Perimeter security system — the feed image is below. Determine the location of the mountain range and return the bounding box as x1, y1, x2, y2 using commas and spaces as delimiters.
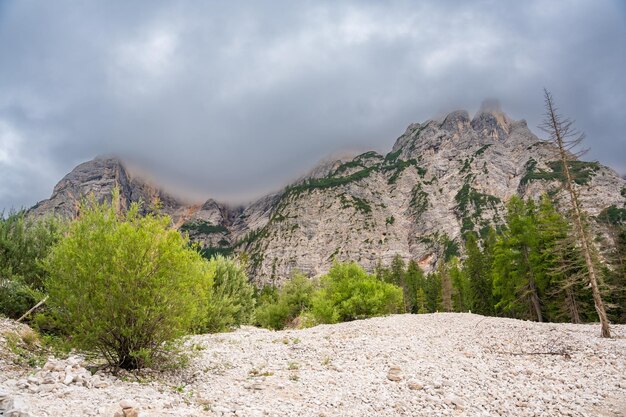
29, 105, 626, 285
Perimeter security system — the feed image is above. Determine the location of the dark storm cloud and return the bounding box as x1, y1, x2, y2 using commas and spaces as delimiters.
1, 0, 625, 210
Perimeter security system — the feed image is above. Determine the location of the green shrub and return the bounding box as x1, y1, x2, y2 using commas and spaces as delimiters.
202, 255, 255, 333
255, 273, 315, 330
0, 210, 61, 318
44, 191, 212, 370
0, 279, 38, 319
255, 302, 291, 330
311, 262, 403, 324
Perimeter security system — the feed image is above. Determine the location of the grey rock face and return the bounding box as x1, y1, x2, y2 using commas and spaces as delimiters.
235, 108, 625, 284
31, 108, 626, 285
29, 157, 188, 223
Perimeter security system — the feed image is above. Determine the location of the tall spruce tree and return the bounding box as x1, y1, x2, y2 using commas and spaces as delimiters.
439, 261, 453, 312
449, 257, 470, 312
465, 232, 493, 315
405, 260, 425, 313
424, 272, 442, 313
493, 197, 545, 321
535, 195, 587, 323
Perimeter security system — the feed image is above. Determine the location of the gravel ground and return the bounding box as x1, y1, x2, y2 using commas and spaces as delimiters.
1, 313, 625, 417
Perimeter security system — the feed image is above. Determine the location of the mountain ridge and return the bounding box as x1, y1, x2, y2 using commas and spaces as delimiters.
29, 106, 626, 283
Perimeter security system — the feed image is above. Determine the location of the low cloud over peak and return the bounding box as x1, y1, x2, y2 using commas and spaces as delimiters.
1, 1, 625, 210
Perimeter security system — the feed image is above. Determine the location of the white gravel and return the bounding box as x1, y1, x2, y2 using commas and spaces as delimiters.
1, 313, 625, 417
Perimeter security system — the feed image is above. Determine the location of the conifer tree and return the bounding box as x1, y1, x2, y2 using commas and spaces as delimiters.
389, 254, 406, 287
465, 232, 493, 315
492, 197, 544, 321
535, 195, 586, 323
405, 260, 425, 313
416, 288, 428, 314
448, 257, 470, 312
439, 261, 453, 312
540, 89, 611, 337
424, 272, 442, 313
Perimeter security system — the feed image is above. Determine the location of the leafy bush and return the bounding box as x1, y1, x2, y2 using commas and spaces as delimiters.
202, 255, 255, 333
311, 262, 403, 324
0, 210, 61, 318
255, 273, 315, 330
44, 192, 212, 370
0, 279, 38, 319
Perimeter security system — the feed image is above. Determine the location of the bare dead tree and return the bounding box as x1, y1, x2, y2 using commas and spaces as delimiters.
539, 89, 611, 337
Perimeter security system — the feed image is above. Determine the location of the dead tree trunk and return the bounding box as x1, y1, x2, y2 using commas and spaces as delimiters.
565, 284, 581, 324
540, 89, 611, 338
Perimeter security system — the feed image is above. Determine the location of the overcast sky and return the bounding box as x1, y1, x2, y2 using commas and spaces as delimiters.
1, 1, 625, 210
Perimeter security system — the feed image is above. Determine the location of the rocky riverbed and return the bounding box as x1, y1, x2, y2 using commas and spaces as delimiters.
1, 313, 625, 417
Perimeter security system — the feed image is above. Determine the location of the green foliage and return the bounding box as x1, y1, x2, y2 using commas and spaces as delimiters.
236, 228, 269, 247
491, 196, 585, 322
0, 280, 38, 319
460, 158, 473, 174
376, 257, 427, 314
448, 258, 470, 312
384, 150, 401, 162
385, 216, 395, 225
199, 246, 234, 259
493, 197, 542, 319
180, 222, 228, 235
521, 159, 600, 186
455, 183, 501, 222
385, 158, 423, 184
0, 210, 61, 318
465, 232, 494, 316
474, 144, 492, 156
202, 255, 255, 333
404, 260, 425, 313
283, 150, 424, 197
311, 262, 403, 323
255, 273, 315, 330
409, 184, 429, 216
44, 192, 212, 370
286, 166, 376, 196
3, 327, 47, 368
597, 206, 626, 226
415, 288, 428, 314
339, 194, 372, 214
442, 237, 460, 262
332, 151, 382, 176
424, 273, 442, 313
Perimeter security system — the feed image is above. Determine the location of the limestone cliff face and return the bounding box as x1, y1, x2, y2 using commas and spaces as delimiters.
234, 108, 625, 284
31, 109, 626, 285
29, 157, 189, 222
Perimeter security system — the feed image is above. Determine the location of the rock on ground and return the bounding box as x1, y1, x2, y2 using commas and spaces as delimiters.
1, 314, 625, 416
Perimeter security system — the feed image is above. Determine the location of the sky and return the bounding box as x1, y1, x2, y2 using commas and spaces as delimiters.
1, 0, 625, 210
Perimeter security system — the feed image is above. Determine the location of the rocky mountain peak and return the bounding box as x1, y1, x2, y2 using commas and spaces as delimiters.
470, 99, 512, 141
441, 110, 471, 133
29, 155, 187, 222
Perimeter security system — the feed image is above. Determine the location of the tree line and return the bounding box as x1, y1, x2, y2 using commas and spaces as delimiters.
372, 195, 625, 326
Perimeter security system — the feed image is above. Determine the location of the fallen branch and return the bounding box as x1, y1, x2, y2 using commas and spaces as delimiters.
17, 296, 48, 322
493, 349, 571, 359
